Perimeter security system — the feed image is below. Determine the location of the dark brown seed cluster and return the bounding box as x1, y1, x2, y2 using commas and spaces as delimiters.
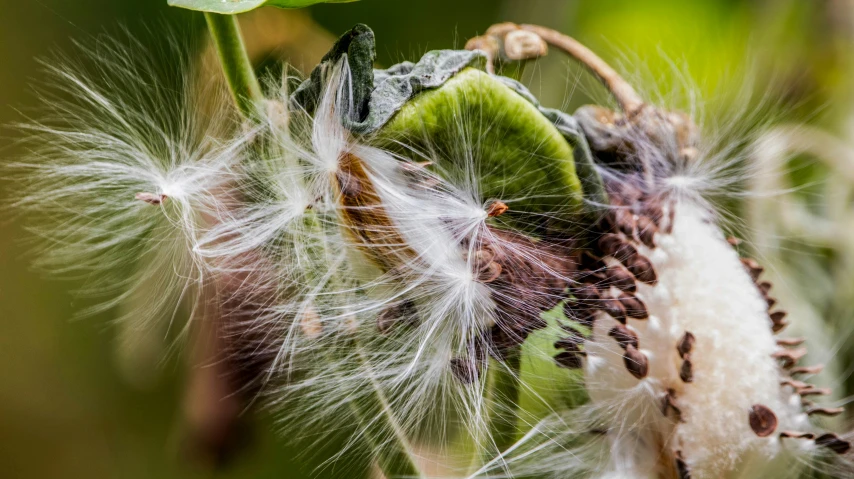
555, 177, 667, 379
739, 256, 788, 333
471, 227, 577, 359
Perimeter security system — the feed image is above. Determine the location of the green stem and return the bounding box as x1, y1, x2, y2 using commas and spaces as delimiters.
485, 350, 522, 458
204, 12, 264, 120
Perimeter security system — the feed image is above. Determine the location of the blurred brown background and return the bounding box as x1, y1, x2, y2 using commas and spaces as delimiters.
2, 1, 852, 478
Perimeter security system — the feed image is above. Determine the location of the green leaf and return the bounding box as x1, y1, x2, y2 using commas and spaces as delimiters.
168, 0, 356, 14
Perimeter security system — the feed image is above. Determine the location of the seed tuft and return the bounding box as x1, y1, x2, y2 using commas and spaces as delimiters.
486, 200, 509, 217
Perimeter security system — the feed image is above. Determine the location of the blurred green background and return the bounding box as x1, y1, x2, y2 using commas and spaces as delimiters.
2, 1, 852, 478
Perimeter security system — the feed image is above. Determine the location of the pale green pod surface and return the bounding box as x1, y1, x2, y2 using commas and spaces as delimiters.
374, 67, 585, 234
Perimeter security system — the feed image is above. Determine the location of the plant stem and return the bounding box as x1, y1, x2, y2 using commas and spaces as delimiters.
485, 350, 522, 457
204, 12, 264, 120
352, 348, 424, 479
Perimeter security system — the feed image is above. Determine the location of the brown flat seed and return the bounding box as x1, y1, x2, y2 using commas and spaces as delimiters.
613, 243, 641, 266
413, 176, 442, 189
449, 358, 480, 384
727, 237, 742, 246
680, 357, 694, 383
572, 284, 601, 303
486, 200, 509, 217
757, 281, 773, 295
772, 347, 808, 368
470, 248, 496, 269
780, 431, 816, 440
555, 336, 583, 350
771, 320, 789, 334
564, 303, 596, 327
598, 234, 625, 257
626, 255, 658, 284
623, 345, 649, 379
677, 332, 695, 358
615, 209, 637, 237
741, 257, 760, 267
597, 210, 618, 234
609, 324, 639, 350
770, 311, 789, 333
777, 337, 806, 347
135, 192, 166, 205
780, 379, 810, 391
618, 293, 649, 319
478, 262, 503, 283
740, 258, 764, 280
377, 300, 416, 334
298, 305, 323, 339
561, 324, 586, 338
399, 160, 433, 173
642, 198, 665, 225
798, 387, 831, 397
601, 298, 627, 323
580, 251, 607, 272
604, 263, 637, 292
790, 364, 824, 376
748, 404, 778, 437
636, 216, 658, 248
661, 389, 684, 421
675, 451, 690, 479
665, 206, 676, 234
807, 407, 845, 417
336, 170, 362, 198
555, 350, 584, 369
815, 433, 852, 454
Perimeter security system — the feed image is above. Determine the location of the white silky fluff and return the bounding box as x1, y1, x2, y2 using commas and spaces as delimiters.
10, 34, 248, 334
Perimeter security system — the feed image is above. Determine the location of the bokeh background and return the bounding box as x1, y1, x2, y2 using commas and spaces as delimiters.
2, 0, 853, 478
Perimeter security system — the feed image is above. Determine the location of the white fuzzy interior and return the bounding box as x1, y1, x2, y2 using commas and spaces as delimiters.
584, 200, 812, 478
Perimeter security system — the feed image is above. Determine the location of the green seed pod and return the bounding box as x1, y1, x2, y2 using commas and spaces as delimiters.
373, 67, 584, 234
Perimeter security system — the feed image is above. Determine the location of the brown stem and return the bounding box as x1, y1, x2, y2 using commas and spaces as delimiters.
519, 24, 645, 115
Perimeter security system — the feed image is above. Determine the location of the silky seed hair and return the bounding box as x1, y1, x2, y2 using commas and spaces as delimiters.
9, 32, 251, 336
196, 58, 497, 460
